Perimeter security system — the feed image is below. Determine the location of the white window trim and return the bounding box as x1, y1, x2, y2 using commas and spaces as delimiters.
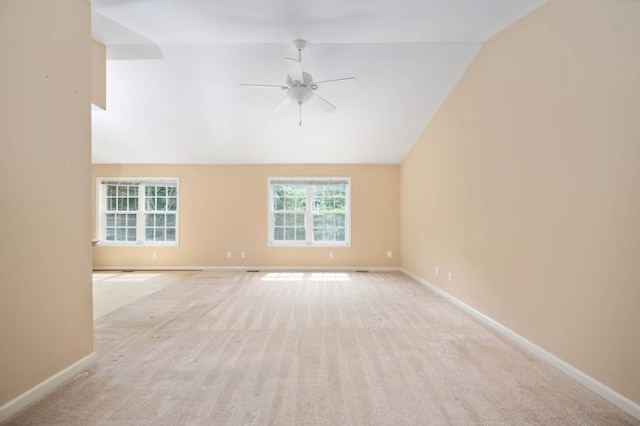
267, 177, 351, 248
95, 177, 180, 247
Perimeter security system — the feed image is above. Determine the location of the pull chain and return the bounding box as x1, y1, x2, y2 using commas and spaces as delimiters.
299, 102, 302, 126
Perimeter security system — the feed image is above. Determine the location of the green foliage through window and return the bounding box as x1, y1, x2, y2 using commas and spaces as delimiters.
270, 179, 349, 245
103, 181, 178, 244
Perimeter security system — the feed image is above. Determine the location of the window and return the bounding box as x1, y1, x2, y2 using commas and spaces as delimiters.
268, 178, 350, 247
97, 178, 178, 246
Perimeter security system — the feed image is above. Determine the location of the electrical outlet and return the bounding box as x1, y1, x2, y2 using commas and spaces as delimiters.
329, 252, 334, 259
152, 252, 158, 259
387, 251, 393, 258
435, 266, 439, 276
448, 272, 453, 283
226, 251, 232, 258
241, 252, 245, 258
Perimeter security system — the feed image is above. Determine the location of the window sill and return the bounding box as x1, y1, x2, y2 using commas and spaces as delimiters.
95, 242, 179, 248
268, 241, 351, 248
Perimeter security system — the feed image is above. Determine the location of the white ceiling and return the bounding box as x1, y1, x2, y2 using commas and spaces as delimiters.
91, 0, 547, 164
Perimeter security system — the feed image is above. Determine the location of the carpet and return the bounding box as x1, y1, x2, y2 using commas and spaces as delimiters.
5, 271, 638, 425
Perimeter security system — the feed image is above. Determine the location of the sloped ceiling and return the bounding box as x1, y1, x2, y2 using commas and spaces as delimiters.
91, 0, 547, 164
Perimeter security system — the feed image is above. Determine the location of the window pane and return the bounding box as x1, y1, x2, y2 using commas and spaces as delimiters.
167, 187, 177, 196
116, 214, 127, 226
166, 228, 176, 241
167, 214, 176, 226
155, 229, 165, 240
274, 197, 284, 211
293, 186, 306, 197
284, 197, 296, 211
126, 228, 136, 241
167, 197, 177, 211
334, 197, 345, 211
295, 196, 306, 210
284, 228, 295, 240
116, 228, 126, 241
324, 229, 336, 241
295, 214, 305, 226
274, 213, 284, 226
127, 214, 137, 227
295, 228, 306, 240
313, 214, 323, 227
118, 186, 127, 196
325, 199, 335, 210
274, 227, 284, 240
129, 186, 138, 196
334, 185, 346, 196
314, 229, 323, 241
106, 228, 115, 240
117, 198, 127, 211
107, 186, 117, 196
275, 185, 285, 197
157, 187, 166, 197
146, 198, 156, 211
129, 198, 138, 211
145, 228, 154, 240
145, 186, 155, 196
285, 214, 296, 226
336, 228, 345, 241
325, 214, 335, 227
336, 214, 345, 227
145, 214, 154, 226
156, 197, 166, 211
156, 214, 165, 226
107, 198, 116, 211
106, 214, 115, 226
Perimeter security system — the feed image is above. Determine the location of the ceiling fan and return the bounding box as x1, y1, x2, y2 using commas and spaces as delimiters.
240, 39, 357, 126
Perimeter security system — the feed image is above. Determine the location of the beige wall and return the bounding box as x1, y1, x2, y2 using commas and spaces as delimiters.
401, 0, 640, 404
91, 39, 106, 110
92, 164, 400, 268
0, 0, 93, 406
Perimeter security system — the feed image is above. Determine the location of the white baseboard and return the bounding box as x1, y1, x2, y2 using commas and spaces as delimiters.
93, 265, 203, 271
401, 269, 640, 421
0, 352, 97, 423
202, 265, 402, 272
93, 265, 402, 272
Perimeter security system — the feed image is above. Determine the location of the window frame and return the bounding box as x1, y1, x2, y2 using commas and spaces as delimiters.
96, 177, 180, 247
267, 177, 351, 248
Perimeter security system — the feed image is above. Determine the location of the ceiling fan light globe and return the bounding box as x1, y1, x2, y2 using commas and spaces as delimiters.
287, 86, 314, 104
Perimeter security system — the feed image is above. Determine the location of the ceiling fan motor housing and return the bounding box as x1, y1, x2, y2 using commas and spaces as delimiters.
287, 71, 314, 88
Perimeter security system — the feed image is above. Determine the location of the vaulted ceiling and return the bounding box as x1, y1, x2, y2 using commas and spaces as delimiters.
91, 0, 547, 164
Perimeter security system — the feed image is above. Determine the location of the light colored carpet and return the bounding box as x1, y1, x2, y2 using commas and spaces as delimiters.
5, 271, 638, 425
92, 270, 199, 319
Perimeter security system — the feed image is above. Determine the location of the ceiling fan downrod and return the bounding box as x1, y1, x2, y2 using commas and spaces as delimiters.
292, 39, 309, 64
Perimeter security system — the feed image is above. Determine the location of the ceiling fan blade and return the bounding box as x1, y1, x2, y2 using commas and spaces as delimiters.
309, 92, 336, 113
240, 84, 287, 89
273, 96, 293, 114
284, 58, 304, 83
314, 77, 357, 87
